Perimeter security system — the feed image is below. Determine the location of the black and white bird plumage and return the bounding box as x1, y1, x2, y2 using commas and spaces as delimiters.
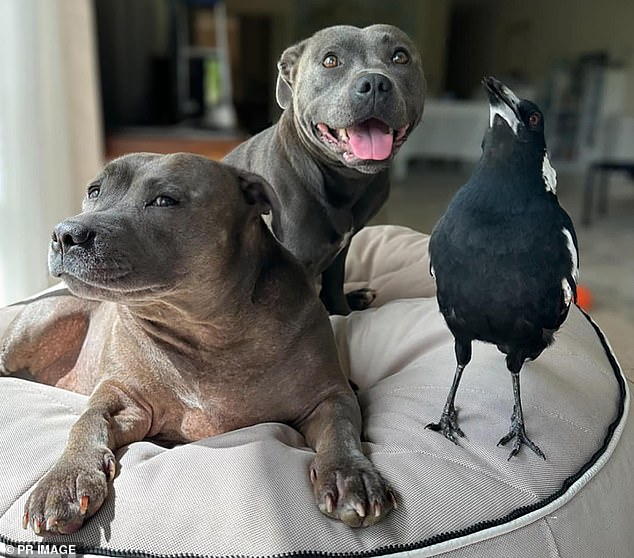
426, 76, 579, 460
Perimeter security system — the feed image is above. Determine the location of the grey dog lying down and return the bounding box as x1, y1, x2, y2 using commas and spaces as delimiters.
0, 153, 396, 535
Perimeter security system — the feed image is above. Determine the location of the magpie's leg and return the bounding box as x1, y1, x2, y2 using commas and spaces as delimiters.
497, 353, 546, 460
426, 338, 471, 444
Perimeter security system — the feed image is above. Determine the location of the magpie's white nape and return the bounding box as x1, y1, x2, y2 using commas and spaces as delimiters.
426, 76, 579, 460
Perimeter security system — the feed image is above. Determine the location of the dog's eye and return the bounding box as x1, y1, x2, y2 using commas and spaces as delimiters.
322, 54, 339, 68
392, 50, 409, 64
148, 195, 178, 208
87, 185, 100, 200
528, 111, 541, 127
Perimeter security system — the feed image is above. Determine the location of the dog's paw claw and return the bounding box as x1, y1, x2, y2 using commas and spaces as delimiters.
325, 493, 335, 515
105, 454, 117, 482
388, 490, 398, 509
79, 495, 89, 515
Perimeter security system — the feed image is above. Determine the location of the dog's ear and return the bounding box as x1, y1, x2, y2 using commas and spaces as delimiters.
236, 169, 281, 218
276, 40, 307, 110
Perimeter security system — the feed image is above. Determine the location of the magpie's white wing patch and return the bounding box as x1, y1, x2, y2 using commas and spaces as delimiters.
561, 277, 574, 308
562, 227, 579, 282
542, 153, 557, 194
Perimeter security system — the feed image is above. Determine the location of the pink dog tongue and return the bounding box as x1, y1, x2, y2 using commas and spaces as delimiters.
347, 119, 393, 160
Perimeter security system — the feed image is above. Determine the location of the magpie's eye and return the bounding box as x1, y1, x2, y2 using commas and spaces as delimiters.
528, 112, 541, 127
392, 49, 409, 64
87, 184, 100, 200
148, 195, 178, 208
322, 54, 339, 68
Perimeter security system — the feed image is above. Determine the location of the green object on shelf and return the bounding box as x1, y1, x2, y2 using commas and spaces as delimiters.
204, 58, 221, 105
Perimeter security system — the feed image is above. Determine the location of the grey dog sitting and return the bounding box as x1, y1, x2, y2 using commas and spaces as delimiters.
224, 24, 426, 314
0, 153, 395, 535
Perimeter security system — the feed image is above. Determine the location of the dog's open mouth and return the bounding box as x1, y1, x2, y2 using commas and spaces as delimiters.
316, 118, 410, 163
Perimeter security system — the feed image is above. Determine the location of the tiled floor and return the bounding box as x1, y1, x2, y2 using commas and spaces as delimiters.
375, 162, 634, 380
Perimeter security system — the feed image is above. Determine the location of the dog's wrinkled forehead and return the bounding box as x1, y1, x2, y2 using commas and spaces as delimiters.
309, 24, 415, 46
104, 152, 214, 181
100, 153, 157, 184
94, 153, 229, 198
303, 24, 419, 68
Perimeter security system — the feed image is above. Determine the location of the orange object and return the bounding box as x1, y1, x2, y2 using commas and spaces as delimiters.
576, 284, 593, 311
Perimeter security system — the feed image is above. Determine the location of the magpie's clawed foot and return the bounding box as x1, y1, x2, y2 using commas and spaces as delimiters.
497, 421, 546, 460
426, 407, 465, 444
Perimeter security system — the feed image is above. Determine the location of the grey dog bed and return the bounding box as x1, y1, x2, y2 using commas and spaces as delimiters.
0, 225, 631, 558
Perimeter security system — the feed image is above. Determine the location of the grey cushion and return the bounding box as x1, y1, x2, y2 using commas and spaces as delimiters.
0, 225, 631, 558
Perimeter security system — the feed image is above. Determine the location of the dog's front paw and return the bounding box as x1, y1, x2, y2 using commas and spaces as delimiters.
309, 452, 396, 527
23, 448, 116, 535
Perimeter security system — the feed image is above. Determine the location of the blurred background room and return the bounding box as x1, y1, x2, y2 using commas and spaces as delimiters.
0, 0, 632, 376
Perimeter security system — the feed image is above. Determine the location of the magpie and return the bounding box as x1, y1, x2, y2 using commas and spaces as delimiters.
426, 76, 579, 460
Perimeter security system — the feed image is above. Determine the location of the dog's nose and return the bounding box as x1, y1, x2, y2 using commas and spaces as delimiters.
354, 73, 393, 97
51, 221, 94, 254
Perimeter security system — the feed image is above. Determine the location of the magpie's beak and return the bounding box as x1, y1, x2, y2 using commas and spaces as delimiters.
482, 76, 522, 132
483, 77, 520, 115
